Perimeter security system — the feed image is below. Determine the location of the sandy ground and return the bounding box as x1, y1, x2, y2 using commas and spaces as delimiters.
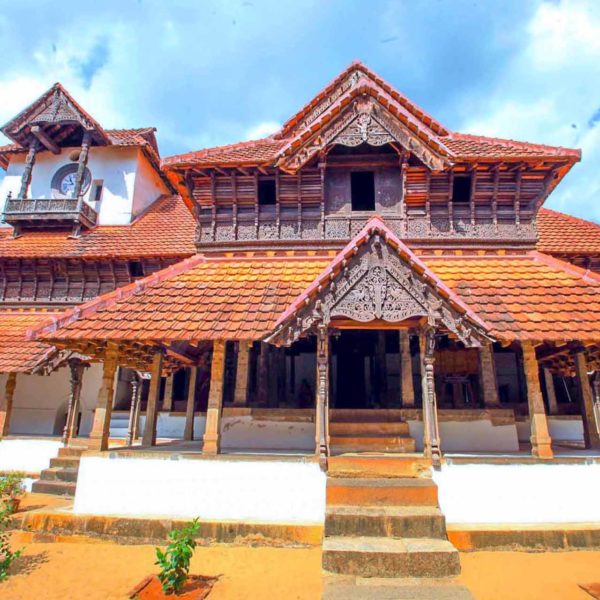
1, 536, 600, 599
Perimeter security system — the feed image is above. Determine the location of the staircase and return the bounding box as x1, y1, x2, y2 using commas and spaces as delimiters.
322, 455, 460, 578
329, 409, 416, 454
31, 446, 85, 497
109, 411, 130, 439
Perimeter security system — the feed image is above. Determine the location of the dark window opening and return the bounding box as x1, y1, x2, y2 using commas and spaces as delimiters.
351, 171, 375, 211
92, 181, 103, 203
452, 174, 472, 204
129, 260, 144, 278
258, 179, 276, 205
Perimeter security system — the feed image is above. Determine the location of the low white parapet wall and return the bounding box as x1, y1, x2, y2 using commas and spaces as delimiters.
434, 462, 600, 524
0, 438, 61, 474
74, 454, 326, 524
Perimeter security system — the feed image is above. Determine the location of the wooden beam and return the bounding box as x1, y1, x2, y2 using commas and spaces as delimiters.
30, 125, 60, 154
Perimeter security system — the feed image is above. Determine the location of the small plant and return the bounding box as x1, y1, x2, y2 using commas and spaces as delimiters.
155, 518, 201, 595
0, 473, 26, 514
0, 507, 21, 581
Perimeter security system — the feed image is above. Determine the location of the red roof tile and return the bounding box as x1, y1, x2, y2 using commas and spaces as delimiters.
537, 208, 600, 254
0, 195, 195, 259
0, 310, 62, 372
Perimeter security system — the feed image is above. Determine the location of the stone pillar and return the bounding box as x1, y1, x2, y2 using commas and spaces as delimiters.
89, 344, 119, 451
420, 328, 441, 467
183, 367, 198, 442
142, 350, 163, 447
543, 368, 559, 415
233, 341, 251, 405
162, 374, 174, 412
479, 343, 500, 407
574, 350, 600, 449
62, 359, 85, 445
521, 341, 553, 459
127, 374, 141, 446
0, 372, 17, 437
399, 331, 415, 407
203, 341, 226, 455
315, 325, 330, 469
17, 142, 39, 199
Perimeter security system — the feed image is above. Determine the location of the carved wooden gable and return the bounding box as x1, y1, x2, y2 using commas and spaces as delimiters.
267, 219, 490, 347
275, 77, 452, 174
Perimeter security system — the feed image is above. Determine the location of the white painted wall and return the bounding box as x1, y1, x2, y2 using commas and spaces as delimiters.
408, 418, 520, 453
2, 364, 103, 436
0, 146, 168, 226
74, 455, 326, 523
0, 438, 61, 473
516, 417, 584, 443
434, 463, 600, 524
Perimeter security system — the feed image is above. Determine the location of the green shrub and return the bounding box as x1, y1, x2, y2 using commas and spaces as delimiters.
0, 507, 21, 581
155, 518, 201, 594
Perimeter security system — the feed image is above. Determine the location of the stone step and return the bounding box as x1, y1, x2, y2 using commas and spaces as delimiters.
329, 422, 410, 436
328, 455, 431, 479
322, 536, 460, 578
31, 479, 77, 497
330, 436, 416, 454
39, 467, 79, 483
58, 446, 86, 458
325, 505, 446, 539
49, 456, 81, 469
330, 409, 407, 423
327, 478, 438, 507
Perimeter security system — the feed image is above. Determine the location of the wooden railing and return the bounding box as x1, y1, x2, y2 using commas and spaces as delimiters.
3, 197, 98, 228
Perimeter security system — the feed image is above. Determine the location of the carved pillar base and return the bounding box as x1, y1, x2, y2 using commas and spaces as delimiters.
574, 351, 600, 449
0, 372, 17, 438
203, 341, 226, 455
399, 331, 415, 407
142, 351, 163, 447
89, 345, 119, 451
522, 342, 553, 459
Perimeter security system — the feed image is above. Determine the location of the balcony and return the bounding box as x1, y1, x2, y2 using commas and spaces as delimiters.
3, 197, 98, 231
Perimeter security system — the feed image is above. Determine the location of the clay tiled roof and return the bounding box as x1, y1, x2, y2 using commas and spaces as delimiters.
425, 252, 600, 342
537, 208, 600, 255
32, 255, 330, 344
0, 310, 61, 372
0, 195, 196, 259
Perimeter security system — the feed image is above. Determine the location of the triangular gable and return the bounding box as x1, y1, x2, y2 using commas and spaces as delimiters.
1, 83, 110, 147
266, 217, 490, 347
275, 77, 453, 174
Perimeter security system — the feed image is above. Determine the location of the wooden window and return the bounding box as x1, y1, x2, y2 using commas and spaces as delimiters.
452, 174, 472, 204
351, 171, 375, 211
258, 179, 276, 205
128, 260, 144, 278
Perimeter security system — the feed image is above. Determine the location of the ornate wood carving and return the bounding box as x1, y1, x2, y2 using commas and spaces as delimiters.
270, 233, 487, 347
315, 324, 330, 469
421, 327, 441, 468
127, 372, 141, 446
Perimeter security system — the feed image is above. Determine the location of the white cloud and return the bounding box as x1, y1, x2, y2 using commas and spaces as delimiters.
459, 0, 600, 221
244, 121, 280, 140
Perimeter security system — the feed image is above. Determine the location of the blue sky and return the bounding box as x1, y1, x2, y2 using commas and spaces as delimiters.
0, 0, 599, 220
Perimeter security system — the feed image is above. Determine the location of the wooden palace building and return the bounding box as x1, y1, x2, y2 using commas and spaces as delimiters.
1, 62, 600, 578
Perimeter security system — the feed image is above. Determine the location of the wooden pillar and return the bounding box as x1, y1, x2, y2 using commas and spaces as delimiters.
126, 373, 141, 446
203, 341, 226, 455
0, 372, 17, 437
420, 329, 441, 467
543, 368, 559, 415
233, 341, 251, 405
162, 374, 174, 412
17, 142, 39, 199
593, 373, 600, 441
257, 342, 269, 406
73, 131, 92, 204
142, 350, 163, 447
521, 342, 553, 459
183, 367, 198, 442
315, 325, 330, 469
479, 343, 500, 407
89, 344, 119, 451
574, 350, 600, 449
62, 359, 85, 445
375, 331, 387, 406
400, 331, 415, 407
